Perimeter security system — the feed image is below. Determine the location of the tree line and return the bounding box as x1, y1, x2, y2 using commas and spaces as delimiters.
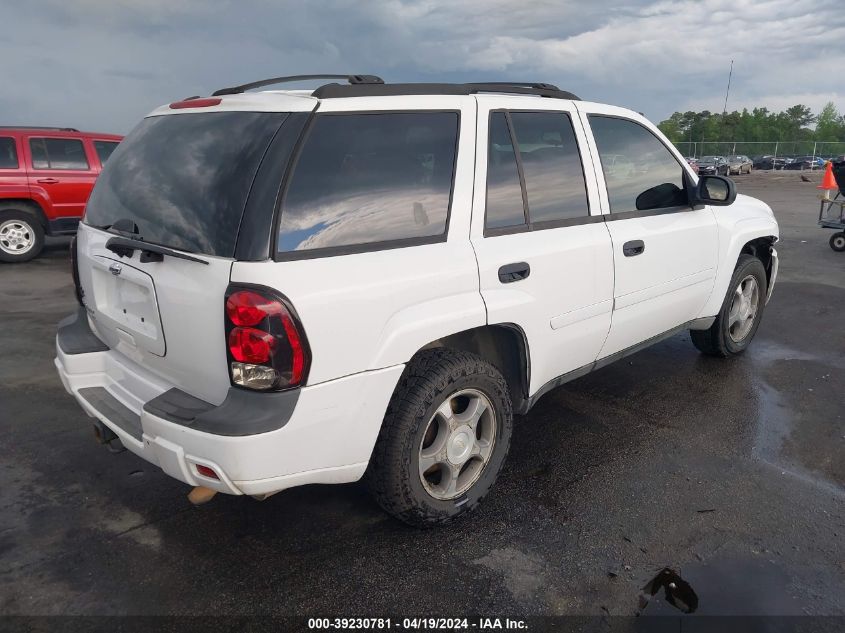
657, 102, 845, 145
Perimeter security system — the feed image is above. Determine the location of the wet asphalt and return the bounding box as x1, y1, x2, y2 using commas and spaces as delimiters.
0, 172, 843, 619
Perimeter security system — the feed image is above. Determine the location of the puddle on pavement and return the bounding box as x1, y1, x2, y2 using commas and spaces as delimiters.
636, 558, 805, 616
754, 359, 845, 492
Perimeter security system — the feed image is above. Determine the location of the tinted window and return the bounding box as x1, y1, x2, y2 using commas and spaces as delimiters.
94, 140, 119, 164
589, 116, 687, 213
85, 112, 288, 257
510, 112, 589, 223
29, 138, 89, 170
0, 138, 17, 169
486, 112, 526, 230
279, 112, 458, 253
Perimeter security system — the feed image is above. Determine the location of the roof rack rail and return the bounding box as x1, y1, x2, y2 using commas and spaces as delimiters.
310, 82, 580, 101
0, 126, 79, 132
212, 74, 384, 96
470, 81, 561, 91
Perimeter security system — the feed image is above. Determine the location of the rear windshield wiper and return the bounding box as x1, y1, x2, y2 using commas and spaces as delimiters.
105, 236, 209, 265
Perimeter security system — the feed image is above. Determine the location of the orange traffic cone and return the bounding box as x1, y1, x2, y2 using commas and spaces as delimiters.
818, 161, 837, 191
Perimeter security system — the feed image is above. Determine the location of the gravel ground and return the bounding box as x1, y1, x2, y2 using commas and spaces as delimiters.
0, 171, 843, 620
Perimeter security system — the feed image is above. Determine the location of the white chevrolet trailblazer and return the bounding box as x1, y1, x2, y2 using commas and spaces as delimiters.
55, 75, 779, 526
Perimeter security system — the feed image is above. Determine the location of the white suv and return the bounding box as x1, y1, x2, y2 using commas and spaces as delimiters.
55, 75, 779, 526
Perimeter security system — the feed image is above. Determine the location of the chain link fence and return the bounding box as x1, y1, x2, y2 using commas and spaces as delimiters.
673, 141, 845, 163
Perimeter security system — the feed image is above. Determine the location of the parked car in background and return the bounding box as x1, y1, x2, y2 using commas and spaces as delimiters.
697, 155, 728, 176
55, 76, 779, 525
686, 157, 699, 174
784, 156, 824, 170
725, 155, 753, 175
0, 126, 122, 262
753, 155, 787, 170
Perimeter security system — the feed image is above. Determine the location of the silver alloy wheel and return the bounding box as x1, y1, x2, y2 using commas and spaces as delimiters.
0, 219, 35, 255
418, 388, 496, 500
727, 274, 760, 343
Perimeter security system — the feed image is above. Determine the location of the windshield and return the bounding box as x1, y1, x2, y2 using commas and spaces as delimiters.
84, 111, 289, 257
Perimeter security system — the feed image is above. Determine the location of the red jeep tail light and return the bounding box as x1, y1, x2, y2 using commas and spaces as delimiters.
224, 287, 310, 391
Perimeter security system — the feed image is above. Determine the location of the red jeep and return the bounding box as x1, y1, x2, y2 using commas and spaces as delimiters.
0, 127, 122, 262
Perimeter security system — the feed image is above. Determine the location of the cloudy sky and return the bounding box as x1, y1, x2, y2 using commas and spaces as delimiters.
3, 0, 844, 134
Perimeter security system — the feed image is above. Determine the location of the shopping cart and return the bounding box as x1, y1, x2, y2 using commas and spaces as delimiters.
819, 161, 845, 251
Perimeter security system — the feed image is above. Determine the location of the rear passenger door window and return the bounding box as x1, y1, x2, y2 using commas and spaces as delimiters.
278, 112, 459, 255
486, 113, 527, 230
588, 116, 688, 214
0, 137, 18, 169
29, 138, 90, 170
484, 111, 590, 234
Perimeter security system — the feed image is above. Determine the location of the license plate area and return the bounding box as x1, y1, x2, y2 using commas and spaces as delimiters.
90, 256, 166, 356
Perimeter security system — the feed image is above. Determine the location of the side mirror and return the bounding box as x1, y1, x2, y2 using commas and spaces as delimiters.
693, 175, 736, 206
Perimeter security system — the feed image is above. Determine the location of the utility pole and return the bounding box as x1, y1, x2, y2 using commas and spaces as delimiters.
722, 59, 733, 116
721, 60, 734, 155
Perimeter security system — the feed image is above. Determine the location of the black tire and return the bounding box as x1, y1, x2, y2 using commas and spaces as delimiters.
366, 348, 513, 527
691, 254, 767, 357
0, 207, 44, 263
830, 232, 845, 252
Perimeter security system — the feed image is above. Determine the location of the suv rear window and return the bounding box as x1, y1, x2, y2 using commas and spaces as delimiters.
278, 112, 459, 255
0, 137, 18, 169
84, 112, 288, 257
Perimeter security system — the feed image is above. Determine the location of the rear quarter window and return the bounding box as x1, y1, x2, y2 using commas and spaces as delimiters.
278, 112, 459, 255
0, 137, 18, 169
93, 140, 119, 164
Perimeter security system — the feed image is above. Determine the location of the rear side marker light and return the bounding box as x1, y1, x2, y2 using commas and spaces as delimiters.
169, 97, 222, 109
224, 288, 310, 391
195, 464, 219, 480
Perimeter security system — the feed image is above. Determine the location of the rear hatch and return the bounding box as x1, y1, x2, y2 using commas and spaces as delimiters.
76, 102, 311, 405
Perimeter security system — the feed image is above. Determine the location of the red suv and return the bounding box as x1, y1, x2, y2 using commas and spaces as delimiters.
0, 127, 122, 262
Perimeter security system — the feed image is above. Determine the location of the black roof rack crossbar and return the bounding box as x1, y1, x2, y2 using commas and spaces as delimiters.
212, 74, 384, 96
310, 82, 580, 101
0, 126, 79, 132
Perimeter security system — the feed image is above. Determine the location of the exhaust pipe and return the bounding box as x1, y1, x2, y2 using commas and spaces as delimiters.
188, 486, 218, 505
92, 420, 117, 444
92, 421, 125, 453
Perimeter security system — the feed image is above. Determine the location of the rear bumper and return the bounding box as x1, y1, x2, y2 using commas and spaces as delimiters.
55, 310, 403, 496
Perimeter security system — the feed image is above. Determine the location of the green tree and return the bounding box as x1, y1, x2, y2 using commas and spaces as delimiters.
815, 102, 845, 141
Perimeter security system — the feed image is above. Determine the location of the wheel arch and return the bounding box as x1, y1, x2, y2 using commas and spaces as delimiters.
0, 198, 49, 229
740, 235, 777, 288
414, 324, 531, 415
699, 217, 778, 318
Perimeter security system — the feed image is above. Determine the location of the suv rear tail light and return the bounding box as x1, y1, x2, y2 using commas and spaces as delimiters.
224, 287, 310, 391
